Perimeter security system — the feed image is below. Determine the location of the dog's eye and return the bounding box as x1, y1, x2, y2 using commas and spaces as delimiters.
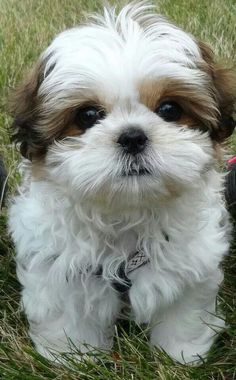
75, 106, 105, 129
155, 101, 182, 122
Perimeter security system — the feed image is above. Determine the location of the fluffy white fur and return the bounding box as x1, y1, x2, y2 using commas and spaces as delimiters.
9, 2, 230, 364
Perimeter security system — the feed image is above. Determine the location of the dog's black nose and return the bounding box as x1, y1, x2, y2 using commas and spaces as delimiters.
117, 127, 148, 155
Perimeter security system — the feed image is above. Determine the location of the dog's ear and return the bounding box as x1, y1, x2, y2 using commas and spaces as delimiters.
198, 41, 236, 142
11, 59, 48, 160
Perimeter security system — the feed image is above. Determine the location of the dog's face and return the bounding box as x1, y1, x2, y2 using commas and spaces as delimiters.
12, 3, 236, 207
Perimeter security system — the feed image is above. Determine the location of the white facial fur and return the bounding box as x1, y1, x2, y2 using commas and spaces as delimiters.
34, 2, 217, 208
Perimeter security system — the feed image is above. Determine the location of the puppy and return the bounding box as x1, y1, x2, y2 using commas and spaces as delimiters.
9, 1, 236, 364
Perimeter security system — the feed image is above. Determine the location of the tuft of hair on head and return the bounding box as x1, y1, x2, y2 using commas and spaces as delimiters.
89, 0, 159, 36
197, 41, 236, 143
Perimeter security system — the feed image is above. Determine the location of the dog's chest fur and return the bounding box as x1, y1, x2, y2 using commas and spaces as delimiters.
11, 173, 228, 295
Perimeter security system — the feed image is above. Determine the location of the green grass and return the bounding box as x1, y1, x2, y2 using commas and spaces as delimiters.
0, 1, 236, 379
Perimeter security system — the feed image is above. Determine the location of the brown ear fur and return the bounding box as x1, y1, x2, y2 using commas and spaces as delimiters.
198, 41, 236, 142
11, 60, 47, 160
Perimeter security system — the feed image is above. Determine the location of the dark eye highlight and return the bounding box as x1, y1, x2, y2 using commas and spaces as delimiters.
74, 106, 106, 129
155, 101, 182, 122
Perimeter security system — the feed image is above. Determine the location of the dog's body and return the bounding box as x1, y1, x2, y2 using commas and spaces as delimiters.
9, 2, 235, 364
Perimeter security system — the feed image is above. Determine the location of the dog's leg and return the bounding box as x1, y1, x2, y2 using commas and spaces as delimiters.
150, 269, 225, 364
22, 279, 120, 362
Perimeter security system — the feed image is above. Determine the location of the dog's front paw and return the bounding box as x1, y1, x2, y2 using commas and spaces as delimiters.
31, 331, 113, 364
151, 337, 214, 365
150, 308, 225, 365
128, 267, 160, 323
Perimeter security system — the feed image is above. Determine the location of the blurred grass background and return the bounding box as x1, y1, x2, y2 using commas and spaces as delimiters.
0, 1, 235, 379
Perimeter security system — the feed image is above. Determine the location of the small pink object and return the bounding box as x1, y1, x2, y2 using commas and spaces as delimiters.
228, 156, 236, 165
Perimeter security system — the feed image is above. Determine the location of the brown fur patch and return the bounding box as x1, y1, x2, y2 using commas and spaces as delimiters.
139, 80, 166, 110
11, 61, 90, 160
39, 101, 105, 140
139, 45, 236, 142
11, 59, 48, 160
197, 41, 236, 142
139, 77, 217, 130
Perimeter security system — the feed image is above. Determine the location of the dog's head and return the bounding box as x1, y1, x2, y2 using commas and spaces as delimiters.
11, 2, 236, 207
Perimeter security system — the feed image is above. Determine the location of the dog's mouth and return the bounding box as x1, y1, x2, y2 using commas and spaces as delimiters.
122, 164, 152, 177
120, 155, 153, 177
126, 167, 151, 176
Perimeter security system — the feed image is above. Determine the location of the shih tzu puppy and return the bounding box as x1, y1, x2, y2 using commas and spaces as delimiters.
9, 1, 236, 364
